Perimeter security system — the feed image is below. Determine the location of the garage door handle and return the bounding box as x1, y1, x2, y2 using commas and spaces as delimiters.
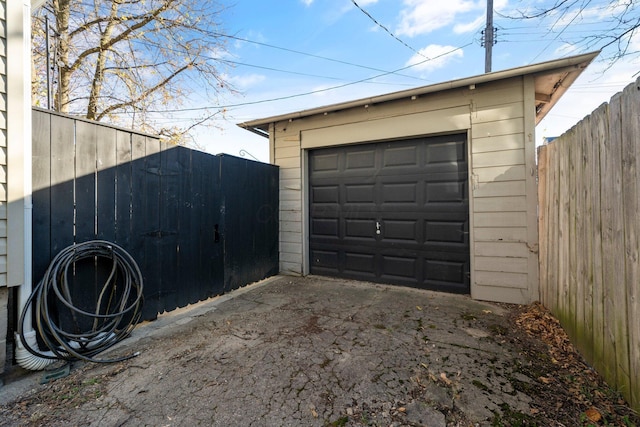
376, 221, 381, 235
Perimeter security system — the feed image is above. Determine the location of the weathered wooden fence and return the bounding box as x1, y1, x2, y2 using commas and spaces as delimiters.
538, 79, 639, 411
32, 109, 279, 322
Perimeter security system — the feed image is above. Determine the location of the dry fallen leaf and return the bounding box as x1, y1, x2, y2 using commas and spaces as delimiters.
538, 376, 553, 384
310, 408, 318, 418
585, 407, 601, 423
482, 310, 492, 314
440, 372, 452, 385
416, 306, 422, 311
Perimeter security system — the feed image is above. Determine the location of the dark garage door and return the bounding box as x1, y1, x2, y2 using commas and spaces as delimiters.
309, 134, 470, 293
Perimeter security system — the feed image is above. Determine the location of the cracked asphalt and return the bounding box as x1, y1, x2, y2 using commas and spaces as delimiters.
2, 275, 543, 426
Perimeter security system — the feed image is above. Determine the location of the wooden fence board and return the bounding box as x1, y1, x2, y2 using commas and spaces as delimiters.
31, 111, 51, 281
621, 82, 640, 406
591, 104, 606, 377
49, 115, 75, 255
159, 144, 179, 313
607, 93, 630, 393
96, 126, 117, 242
573, 122, 585, 353
537, 145, 547, 307
539, 82, 639, 410
75, 120, 98, 242
115, 131, 132, 247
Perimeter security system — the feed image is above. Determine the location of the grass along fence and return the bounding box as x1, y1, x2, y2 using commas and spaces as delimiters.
537, 78, 640, 411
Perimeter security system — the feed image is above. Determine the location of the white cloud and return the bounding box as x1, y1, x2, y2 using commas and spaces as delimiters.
301, 0, 314, 6
453, 14, 485, 34
226, 73, 266, 89
405, 44, 464, 72
553, 42, 580, 57
396, 0, 481, 37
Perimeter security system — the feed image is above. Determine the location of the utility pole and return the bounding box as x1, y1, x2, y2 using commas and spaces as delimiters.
483, 0, 496, 73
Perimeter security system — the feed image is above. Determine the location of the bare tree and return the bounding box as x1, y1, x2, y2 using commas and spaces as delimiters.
499, 0, 640, 64
32, 0, 235, 144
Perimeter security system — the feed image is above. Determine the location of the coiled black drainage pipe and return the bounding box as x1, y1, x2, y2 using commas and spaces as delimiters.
17, 240, 144, 366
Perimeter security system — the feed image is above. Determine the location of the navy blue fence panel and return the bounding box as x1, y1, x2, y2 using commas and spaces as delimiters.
31, 110, 279, 325
219, 155, 279, 292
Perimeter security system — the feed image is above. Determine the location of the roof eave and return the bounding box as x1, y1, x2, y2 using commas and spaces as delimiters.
238, 50, 600, 137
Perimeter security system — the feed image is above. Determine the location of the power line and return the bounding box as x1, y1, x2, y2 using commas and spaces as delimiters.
350, 0, 429, 59
216, 58, 417, 87
214, 32, 430, 83
114, 42, 473, 114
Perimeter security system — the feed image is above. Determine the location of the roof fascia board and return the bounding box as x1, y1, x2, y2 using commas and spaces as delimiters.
238, 51, 599, 132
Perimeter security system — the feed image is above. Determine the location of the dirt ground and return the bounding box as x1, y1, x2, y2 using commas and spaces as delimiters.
0, 276, 638, 427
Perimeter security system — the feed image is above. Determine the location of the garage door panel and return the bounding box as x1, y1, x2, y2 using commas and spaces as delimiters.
383, 145, 419, 168
311, 249, 339, 270
425, 181, 466, 203
312, 185, 340, 203
345, 218, 377, 240
381, 182, 418, 204
345, 184, 376, 203
425, 140, 466, 168
425, 220, 467, 244
424, 259, 466, 284
344, 252, 377, 275
346, 149, 376, 170
382, 219, 418, 242
309, 134, 470, 293
381, 255, 418, 280
311, 218, 339, 237
311, 152, 340, 172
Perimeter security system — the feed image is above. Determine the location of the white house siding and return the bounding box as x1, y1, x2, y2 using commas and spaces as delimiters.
469, 76, 539, 304
2, 0, 30, 373
0, 0, 8, 371
270, 76, 539, 304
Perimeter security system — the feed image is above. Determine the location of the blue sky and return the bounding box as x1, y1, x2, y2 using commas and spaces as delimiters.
188, 0, 640, 162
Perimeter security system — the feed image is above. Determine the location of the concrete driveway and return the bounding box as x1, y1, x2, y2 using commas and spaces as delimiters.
0, 275, 570, 426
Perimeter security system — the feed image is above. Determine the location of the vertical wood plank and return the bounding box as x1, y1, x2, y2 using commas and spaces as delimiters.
75, 120, 97, 242
547, 141, 559, 314
49, 115, 77, 332
96, 126, 117, 242
591, 104, 606, 377
579, 114, 594, 362
599, 99, 619, 387
612, 84, 640, 406
115, 131, 132, 248
573, 120, 586, 354
31, 110, 52, 282
568, 125, 578, 342
143, 136, 162, 317
608, 93, 630, 394
176, 147, 195, 307
130, 134, 151, 317
537, 145, 548, 306
159, 144, 179, 312
49, 115, 75, 255
73, 120, 99, 330
558, 132, 570, 328
621, 81, 639, 408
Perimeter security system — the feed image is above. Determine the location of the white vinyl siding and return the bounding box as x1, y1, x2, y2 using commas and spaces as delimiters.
274, 129, 303, 275
0, 0, 7, 287
469, 77, 537, 303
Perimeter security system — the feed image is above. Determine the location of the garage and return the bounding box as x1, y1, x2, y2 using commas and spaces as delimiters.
239, 51, 598, 304
309, 135, 469, 293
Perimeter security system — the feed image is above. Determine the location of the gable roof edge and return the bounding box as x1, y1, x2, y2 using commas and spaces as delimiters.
238, 51, 599, 135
